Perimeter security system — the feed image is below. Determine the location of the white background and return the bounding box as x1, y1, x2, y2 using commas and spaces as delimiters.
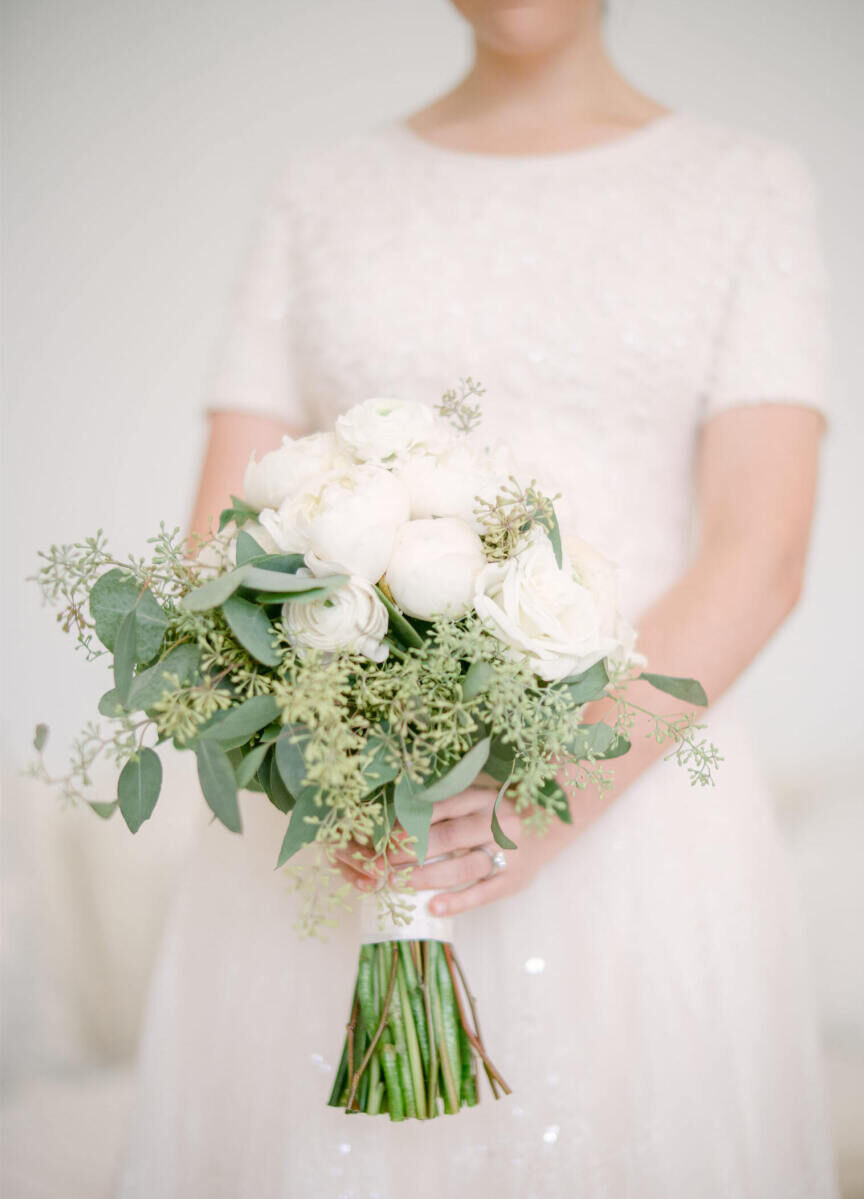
2, 1, 863, 1194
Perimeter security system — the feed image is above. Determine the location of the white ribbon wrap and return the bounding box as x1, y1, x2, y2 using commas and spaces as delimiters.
359, 888, 454, 945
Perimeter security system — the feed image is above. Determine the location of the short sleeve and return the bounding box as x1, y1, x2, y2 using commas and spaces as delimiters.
204, 168, 310, 429
703, 147, 829, 424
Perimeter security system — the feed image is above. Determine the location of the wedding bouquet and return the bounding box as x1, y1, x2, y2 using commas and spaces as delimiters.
32, 381, 718, 1120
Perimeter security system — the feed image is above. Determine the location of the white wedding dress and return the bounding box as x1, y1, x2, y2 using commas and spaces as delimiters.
117, 114, 839, 1197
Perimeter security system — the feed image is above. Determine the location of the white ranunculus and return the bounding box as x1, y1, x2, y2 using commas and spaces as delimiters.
243, 432, 345, 511
397, 440, 513, 532
474, 529, 620, 682
261, 464, 410, 582
335, 398, 443, 464
282, 555, 389, 662
385, 517, 487, 620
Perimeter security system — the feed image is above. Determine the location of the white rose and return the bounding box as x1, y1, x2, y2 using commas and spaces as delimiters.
386, 517, 487, 620
243, 432, 345, 511
474, 529, 619, 681
282, 555, 389, 662
397, 440, 513, 532
260, 464, 409, 582
335, 398, 443, 464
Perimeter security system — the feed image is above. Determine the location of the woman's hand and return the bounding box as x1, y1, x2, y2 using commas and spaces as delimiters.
332, 786, 573, 917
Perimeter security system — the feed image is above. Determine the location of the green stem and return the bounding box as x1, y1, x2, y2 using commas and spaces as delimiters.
396, 958, 427, 1118
428, 943, 460, 1113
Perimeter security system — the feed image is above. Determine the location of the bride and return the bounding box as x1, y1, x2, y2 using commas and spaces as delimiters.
118, 1, 838, 1195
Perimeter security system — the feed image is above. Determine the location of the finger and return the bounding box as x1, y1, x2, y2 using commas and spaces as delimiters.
428, 871, 511, 917
333, 857, 377, 891
404, 847, 494, 892
389, 811, 493, 866
428, 787, 496, 824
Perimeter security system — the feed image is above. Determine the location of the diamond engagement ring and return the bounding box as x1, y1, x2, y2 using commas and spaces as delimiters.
478, 844, 508, 878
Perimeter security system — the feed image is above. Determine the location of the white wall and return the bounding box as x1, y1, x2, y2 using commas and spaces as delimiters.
2, 0, 863, 1187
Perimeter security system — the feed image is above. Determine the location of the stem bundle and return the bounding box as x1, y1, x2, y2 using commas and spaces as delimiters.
327, 939, 510, 1119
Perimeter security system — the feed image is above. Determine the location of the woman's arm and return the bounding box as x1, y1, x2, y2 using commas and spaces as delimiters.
189, 410, 303, 544
340, 404, 826, 913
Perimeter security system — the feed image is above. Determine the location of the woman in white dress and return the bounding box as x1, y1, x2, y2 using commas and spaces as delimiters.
118, 2, 839, 1195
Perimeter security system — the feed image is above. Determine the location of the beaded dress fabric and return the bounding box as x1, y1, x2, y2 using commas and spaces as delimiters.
117, 114, 838, 1197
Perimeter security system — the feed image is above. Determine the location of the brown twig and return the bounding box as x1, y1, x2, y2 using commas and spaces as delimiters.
444, 944, 510, 1097
346, 943, 399, 1112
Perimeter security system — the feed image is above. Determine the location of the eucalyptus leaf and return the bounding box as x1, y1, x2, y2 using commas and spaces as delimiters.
235, 529, 266, 565
274, 728, 316, 803
374, 586, 424, 649
420, 737, 491, 805
361, 732, 400, 794
33, 723, 49, 752
558, 660, 610, 705
113, 609, 137, 703
490, 773, 517, 851
182, 565, 252, 612
252, 553, 306, 574
195, 740, 242, 833
97, 689, 125, 718
461, 661, 496, 701
197, 694, 282, 748
89, 800, 118, 820
393, 773, 433, 865
117, 747, 162, 833
89, 569, 168, 662
265, 750, 295, 814
539, 778, 572, 824
276, 789, 320, 867
234, 742, 269, 789
640, 672, 708, 707
125, 643, 202, 711
221, 595, 281, 666
218, 495, 259, 533
542, 502, 564, 569
241, 566, 346, 595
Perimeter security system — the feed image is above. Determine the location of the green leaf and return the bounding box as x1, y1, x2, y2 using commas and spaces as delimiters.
541, 502, 564, 569
558, 660, 610, 705
89, 800, 118, 820
241, 566, 346, 595
97, 689, 125, 717
252, 552, 305, 574
125, 643, 202, 711
113, 609, 138, 703
274, 728, 316, 803
461, 661, 496, 701
361, 732, 400, 794
393, 773, 434, 865
265, 750, 295, 814
182, 564, 252, 612
420, 737, 491, 805
221, 595, 281, 667
539, 778, 572, 824
490, 775, 517, 851
276, 789, 320, 866
566, 722, 630, 761
33, 723, 49, 752
234, 742, 269, 789
89, 569, 168, 662
249, 587, 331, 606
374, 586, 424, 649
117, 747, 162, 833
198, 694, 282, 748
639, 672, 708, 707
218, 495, 259, 533
195, 740, 242, 832
234, 529, 265, 565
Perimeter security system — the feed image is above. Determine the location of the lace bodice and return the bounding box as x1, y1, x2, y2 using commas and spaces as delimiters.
208, 112, 827, 617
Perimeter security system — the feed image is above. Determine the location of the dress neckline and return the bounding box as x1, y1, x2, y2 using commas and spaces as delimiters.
387, 110, 685, 167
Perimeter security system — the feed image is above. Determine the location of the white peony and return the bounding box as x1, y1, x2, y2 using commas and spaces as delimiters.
565, 534, 643, 673
243, 432, 345, 512
397, 439, 513, 532
474, 529, 620, 682
386, 517, 487, 620
335, 398, 443, 464
282, 555, 389, 663
258, 463, 409, 583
